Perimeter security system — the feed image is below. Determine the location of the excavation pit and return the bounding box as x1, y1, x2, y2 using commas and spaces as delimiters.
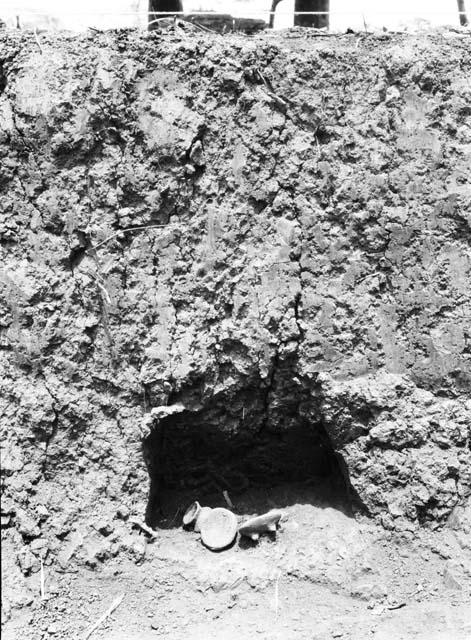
143, 376, 352, 529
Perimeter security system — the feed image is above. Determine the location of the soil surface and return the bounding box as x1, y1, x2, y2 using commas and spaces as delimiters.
1, 25, 470, 638
2, 493, 471, 639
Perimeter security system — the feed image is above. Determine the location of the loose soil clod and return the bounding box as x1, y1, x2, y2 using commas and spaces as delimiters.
129, 517, 158, 539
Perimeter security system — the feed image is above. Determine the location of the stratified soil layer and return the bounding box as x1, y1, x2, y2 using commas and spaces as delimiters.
1, 27, 470, 602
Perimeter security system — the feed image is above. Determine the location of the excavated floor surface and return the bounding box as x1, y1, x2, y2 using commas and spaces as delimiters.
1, 25, 471, 639
3, 497, 471, 639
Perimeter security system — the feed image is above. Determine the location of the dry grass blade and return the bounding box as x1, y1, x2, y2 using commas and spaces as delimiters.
93, 224, 167, 250
34, 27, 43, 54
273, 570, 281, 619
82, 594, 124, 640
223, 490, 234, 509
256, 68, 288, 107
188, 20, 216, 33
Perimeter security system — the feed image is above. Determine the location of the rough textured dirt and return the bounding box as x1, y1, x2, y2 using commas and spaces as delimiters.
1, 25, 470, 638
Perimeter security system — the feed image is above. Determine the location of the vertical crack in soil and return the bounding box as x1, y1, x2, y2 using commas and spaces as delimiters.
0, 62, 7, 95
40, 379, 60, 477
258, 351, 279, 436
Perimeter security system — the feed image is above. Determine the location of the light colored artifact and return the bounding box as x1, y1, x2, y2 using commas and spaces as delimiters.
182, 501, 201, 527
238, 510, 283, 541
194, 506, 212, 533
200, 507, 238, 551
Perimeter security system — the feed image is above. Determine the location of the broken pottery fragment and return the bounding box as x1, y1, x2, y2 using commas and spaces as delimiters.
194, 506, 212, 533
200, 508, 238, 551
182, 501, 201, 527
239, 510, 283, 541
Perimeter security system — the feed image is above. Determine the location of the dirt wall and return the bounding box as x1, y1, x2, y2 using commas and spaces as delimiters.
1, 28, 470, 562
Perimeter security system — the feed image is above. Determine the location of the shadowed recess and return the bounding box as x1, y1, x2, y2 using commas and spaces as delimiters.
143, 361, 354, 529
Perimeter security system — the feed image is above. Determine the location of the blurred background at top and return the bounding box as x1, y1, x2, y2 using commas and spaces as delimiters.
0, 0, 469, 32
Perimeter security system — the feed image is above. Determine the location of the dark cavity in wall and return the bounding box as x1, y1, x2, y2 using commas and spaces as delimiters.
143, 360, 354, 528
